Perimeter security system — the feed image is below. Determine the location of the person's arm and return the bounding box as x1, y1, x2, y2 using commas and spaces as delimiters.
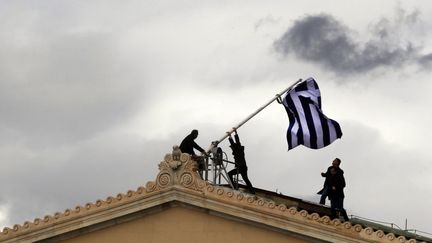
228, 135, 235, 146
321, 167, 331, 177
231, 128, 241, 145
234, 133, 241, 145
193, 142, 205, 154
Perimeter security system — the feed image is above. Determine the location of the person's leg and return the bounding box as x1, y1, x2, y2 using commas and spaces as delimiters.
340, 208, 349, 221
228, 169, 238, 189
319, 186, 329, 205
240, 167, 255, 194
191, 155, 204, 177
332, 197, 348, 221
330, 198, 338, 219
339, 198, 349, 221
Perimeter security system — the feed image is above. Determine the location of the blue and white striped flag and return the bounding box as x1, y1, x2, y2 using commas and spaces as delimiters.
282, 78, 342, 150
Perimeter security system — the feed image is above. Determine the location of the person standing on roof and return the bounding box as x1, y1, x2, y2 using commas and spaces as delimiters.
327, 166, 349, 221
227, 129, 255, 194
179, 129, 207, 171
318, 158, 344, 205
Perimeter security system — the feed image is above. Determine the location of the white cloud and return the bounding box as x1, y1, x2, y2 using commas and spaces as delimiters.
0, 204, 11, 228
1, 0, 432, 235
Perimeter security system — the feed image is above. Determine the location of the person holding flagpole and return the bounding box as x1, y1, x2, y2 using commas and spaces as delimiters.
179, 129, 208, 174
227, 129, 255, 195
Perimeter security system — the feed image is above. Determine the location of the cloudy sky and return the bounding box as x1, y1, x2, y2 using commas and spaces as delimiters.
1, 0, 432, 235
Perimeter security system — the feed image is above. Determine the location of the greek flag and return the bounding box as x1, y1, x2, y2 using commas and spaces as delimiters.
282, 78, 342, 150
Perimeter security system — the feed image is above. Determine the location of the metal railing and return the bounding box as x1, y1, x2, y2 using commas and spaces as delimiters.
350, 214, 432, 240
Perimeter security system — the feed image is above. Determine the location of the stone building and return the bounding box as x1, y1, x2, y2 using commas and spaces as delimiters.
0, 151, 429, 243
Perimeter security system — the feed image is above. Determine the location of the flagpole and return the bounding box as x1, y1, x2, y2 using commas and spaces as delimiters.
206, 78, 303, 153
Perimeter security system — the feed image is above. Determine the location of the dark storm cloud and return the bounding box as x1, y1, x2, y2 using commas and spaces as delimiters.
419, 53, 432, 67
273, 13, 429, 74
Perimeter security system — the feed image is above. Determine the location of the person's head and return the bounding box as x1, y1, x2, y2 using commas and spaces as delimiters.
332, 158, 341, 168
191, 129, 199, 139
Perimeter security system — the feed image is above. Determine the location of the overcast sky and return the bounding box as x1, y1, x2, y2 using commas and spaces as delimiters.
1, 0, 432, 235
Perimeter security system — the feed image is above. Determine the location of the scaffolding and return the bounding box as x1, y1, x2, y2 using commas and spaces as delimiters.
202, 142, 238, 189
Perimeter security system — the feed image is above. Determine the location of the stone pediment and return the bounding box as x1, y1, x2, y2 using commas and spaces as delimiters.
0, 150, 425, 243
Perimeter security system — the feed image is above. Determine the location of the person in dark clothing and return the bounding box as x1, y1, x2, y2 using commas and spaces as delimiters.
179, 130, 207, 171
327, 166, 349, 221
179, 130, 205, 156
318, 158, 344, 205
227, 129, 255, 194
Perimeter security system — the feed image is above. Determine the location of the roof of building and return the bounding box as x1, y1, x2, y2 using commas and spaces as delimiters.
0, 150, 430, 243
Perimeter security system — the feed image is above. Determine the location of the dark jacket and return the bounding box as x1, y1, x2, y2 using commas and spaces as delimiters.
323, 166, 344, 186
327, 172, 346, 199
179, 134, 205, 155
228, 134, 247, 168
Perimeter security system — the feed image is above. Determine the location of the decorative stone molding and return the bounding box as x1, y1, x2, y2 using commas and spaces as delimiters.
149, 147, 208, 192
0, 150, 425, 243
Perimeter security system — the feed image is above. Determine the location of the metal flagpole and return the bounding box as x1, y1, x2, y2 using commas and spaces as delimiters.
206, 78, 303, 153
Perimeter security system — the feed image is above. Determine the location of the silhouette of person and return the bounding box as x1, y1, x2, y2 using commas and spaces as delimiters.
327, 166, 349, 221
318, 158, 344, 205
227, 129, 255, 194
179, 129, 207, 171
